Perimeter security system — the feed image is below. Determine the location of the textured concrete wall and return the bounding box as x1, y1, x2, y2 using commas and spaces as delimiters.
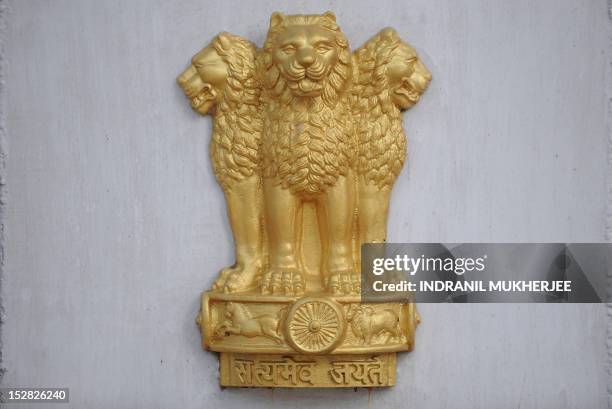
1, 1, 609, 408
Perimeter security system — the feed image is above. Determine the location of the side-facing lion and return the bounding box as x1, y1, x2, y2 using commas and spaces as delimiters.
257, 12, 359, 295
177, 33, 264, 293
351, 28, 431, 243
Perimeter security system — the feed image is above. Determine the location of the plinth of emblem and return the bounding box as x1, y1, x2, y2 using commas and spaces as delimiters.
285, 298, 346, 354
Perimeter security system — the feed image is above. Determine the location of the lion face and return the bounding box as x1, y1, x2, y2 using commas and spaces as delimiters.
261, 12, 352, 103
386, 43, 431, 110
272, 24, 339, 97
177, 44, 228, 115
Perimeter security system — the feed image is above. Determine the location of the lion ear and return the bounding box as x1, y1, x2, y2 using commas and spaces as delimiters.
323, 11, 337, 22
269, 12, 285, 29
217, 32, 232, 49
381, 27, 398, 38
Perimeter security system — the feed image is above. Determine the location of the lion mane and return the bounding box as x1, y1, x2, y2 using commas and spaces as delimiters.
201, 33, 262, 191
351, 28, 428, 189
258, 13, 356, 196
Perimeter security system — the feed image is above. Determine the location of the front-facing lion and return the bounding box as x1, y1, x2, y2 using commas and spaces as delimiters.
258, 12, 359, 295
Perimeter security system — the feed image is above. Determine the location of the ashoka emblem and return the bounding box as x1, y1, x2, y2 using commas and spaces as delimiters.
285, 298, 346, 354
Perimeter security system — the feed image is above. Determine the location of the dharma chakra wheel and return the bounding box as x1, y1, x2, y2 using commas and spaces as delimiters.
285, 298, 346, 354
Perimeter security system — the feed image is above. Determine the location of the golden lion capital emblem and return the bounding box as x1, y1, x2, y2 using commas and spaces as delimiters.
178, 11, 430, 388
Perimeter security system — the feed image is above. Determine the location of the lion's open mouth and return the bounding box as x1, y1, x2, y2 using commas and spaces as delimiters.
190, 86, 214, 109
395, 83, 423, 104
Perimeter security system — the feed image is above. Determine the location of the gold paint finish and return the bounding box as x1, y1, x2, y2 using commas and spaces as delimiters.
285, 298, 346, 354
178, 11, 430, 388
220, 353, 396, 387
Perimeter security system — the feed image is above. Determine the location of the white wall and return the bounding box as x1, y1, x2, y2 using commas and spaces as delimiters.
1, 1, 609, 408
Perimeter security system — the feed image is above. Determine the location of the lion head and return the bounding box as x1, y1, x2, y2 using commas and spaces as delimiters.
259, 11, 352, 105
177, 32, 259, 115
354, 28, 431, 111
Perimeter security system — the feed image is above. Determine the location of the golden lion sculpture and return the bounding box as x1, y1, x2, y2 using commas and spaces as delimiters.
179, 11, 430, 389
177, 13, 430, 296
177, 33, 264, 293
258, 12, 357, 296
352, 27, 432, 243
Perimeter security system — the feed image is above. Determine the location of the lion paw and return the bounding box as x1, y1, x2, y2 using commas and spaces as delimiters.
260, 270, 305, 296
212, 263, 260, 293
326, 272, 360, 295
222, 272, 255, 293
211, 266, 234, 292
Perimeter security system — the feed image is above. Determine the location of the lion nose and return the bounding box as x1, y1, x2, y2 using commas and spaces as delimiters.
298, 51, 315, 67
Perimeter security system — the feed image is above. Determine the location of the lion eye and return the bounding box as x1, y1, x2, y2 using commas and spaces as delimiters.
316, 44, 332, 54
281, 45, 296, 55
